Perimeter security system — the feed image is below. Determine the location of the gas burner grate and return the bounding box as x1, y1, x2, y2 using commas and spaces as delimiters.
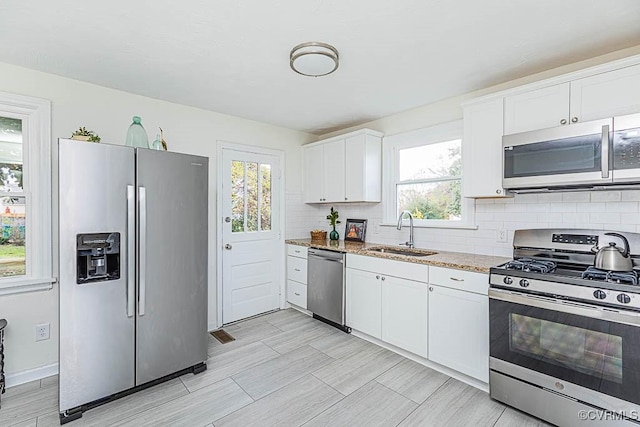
505, 258, 557, 274
581, 267, 639, 286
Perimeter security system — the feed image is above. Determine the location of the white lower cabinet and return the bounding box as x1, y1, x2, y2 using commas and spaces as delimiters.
286, 245, 308, 309
345, 267, 381, 338
382, 276, 428, 358
428, 283, 489, 383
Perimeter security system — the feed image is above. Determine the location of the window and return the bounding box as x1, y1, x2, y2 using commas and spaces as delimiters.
0, 92, 53, 294
384, 120, 475, 228
231, 160, 272, 233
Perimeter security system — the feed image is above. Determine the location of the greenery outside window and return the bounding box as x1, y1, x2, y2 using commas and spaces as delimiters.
0, 92, 53, 295
384, 120, 475, 228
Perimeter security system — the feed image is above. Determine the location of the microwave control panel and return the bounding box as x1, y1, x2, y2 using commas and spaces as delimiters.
614, 127, 640, 170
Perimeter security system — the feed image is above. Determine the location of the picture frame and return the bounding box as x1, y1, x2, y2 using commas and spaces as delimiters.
344, 218, 367, 242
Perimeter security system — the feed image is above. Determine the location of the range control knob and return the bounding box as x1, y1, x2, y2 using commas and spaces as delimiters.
503, 277, 513, 285
617, 294, 631, 304
593, 290, 607, 300
519, 279, 530, 288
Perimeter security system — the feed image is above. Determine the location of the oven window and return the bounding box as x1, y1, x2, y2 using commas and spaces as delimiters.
510, 313, 622, 383
490, 297, 640, 405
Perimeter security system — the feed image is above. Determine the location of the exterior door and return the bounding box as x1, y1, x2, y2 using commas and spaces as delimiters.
135, 149, 208, 384
222, 148, 281, 324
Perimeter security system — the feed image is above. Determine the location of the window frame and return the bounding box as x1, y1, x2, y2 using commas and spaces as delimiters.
382, 120, 476, 229
0, 91, 54, 295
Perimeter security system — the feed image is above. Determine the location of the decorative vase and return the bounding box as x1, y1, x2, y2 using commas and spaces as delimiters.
125, 116, 149, 148
151, 134, 164, 150
329, 226, 339, 241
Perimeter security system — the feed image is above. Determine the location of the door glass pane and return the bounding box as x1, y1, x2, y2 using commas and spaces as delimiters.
397, 180, 461, 220
231, 161, 245, 232
0, 195, 26, 277
260, 164, 271, 231
246, 162, 258, 232
398, 139, 460, 181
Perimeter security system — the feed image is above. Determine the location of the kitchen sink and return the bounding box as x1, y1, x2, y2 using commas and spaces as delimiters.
365, 247, 438, 257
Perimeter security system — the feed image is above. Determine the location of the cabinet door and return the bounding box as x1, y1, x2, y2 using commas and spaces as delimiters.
322, 139, 346, 203
504, 83, 570, 134
571, 64, 640, 123
381, 276, 428, 357
462, 98, 509, 198
344, 134, 382, 202
346, 268, 381, 339
428, 285, 489, 382
303, 144, 324, 202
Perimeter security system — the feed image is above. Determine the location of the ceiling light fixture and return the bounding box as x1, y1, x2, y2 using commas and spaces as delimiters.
290, 42, 339, 77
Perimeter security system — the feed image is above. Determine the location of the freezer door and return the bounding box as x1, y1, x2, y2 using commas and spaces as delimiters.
135, 149, 208, 384
58, 139, 136, 412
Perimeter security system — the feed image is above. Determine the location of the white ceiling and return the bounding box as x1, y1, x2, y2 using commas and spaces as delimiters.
1, 0, 639, 135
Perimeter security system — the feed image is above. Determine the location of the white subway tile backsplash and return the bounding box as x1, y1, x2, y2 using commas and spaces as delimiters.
604, 202, 639, 213
590, 191, 622, 202
286, 189, 640, 258
590, 212, 621, 224
621, 190, 640, 202
562, 192, 591, 202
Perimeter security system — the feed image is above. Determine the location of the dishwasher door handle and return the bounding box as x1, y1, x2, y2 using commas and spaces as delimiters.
308, 253, 344, 263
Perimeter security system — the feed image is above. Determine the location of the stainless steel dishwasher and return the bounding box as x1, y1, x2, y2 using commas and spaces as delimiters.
307, 248, 351, 333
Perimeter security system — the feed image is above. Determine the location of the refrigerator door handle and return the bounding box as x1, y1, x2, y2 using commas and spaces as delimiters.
127, 185, 135, 317
139, 186, 147, 316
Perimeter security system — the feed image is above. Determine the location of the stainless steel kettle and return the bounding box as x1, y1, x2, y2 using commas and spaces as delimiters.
592, 232, 633, 272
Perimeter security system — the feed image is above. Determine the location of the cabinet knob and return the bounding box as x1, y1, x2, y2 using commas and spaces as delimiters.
560, 118, 567, 125
344, 197, 348, 201
496, 189, 502, 194
376, 275, 380, 279
429, 287, 434, 291
571, 117, 579, 123
381, 276, 386, 281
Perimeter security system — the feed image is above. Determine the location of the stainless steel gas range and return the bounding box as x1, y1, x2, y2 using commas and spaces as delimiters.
489, 229, 640, 426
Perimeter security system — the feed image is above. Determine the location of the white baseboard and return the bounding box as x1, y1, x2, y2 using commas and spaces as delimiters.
6, 363, 58, 388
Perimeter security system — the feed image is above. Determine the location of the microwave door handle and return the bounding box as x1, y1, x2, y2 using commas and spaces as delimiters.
601, 124, 610, 179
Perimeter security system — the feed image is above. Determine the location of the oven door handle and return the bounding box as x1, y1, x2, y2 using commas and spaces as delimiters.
489, 288, 640, 327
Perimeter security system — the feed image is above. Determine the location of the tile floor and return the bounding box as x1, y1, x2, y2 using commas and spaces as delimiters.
0, 309, 551, 426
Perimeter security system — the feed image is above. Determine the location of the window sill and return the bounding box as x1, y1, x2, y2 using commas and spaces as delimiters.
380, 222, 478, 230
0, 277, 56, 296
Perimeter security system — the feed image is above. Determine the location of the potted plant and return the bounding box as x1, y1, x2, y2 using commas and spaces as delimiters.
326, 207, 341, 241
71, 126, 101, 142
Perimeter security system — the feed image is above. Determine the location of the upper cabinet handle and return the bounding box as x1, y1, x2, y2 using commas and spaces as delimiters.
560, 118, 567, 125
571, 117, 579, 123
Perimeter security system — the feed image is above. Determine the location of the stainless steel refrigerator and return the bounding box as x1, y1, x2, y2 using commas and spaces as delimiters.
56, 139, 208, 423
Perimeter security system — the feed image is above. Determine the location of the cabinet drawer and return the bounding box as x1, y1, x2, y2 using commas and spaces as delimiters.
346, 254, 428, 283
287, 280, 307, 309
287, 245, 308, 259
287, 256, 307, 284
429, 266, 488, 295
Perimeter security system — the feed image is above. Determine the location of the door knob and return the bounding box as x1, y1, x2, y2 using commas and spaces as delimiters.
225, 244, 232, 250
225, 217, 231, 223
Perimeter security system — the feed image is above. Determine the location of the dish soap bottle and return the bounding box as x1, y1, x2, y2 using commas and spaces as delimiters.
125, 116, 149, 148
151, 134, 163, 150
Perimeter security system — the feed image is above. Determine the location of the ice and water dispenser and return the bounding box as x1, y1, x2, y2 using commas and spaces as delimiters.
76, 233, 121, 284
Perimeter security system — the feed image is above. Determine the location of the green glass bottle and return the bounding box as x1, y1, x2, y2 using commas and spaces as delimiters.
329, 226, 339, 240
151, 134, 163, 150
125, 116, 149, 148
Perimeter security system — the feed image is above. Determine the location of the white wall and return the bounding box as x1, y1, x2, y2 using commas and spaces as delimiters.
0, 62, 315, 378
288, 45, 640, 254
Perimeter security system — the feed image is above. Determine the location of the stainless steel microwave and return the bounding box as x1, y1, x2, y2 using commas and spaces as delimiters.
502, 113, 640, 192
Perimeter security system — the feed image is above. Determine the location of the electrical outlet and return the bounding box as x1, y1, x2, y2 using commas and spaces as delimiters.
36, 323, 50, 341
497, 229, 508, 243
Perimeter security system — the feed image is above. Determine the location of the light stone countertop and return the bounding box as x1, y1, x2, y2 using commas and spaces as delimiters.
285, 238, 510, 274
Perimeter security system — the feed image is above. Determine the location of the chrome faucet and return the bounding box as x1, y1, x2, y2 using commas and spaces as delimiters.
397, 210, 414, 248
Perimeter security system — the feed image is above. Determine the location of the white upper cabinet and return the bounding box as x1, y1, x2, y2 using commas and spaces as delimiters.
504, 63, 640, 135
571, 63, 640, 123
462, 97, 509, 198
303, 129, 382, 203
504, 83, 570, 135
